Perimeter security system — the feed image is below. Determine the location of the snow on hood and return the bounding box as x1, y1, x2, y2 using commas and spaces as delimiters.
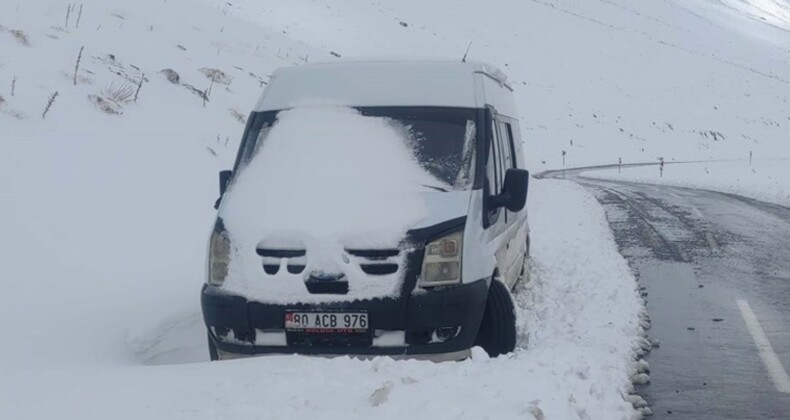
218, 105, 451, 302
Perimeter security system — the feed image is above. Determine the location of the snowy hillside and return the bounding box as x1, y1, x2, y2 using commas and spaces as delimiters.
215, 0, 790, 169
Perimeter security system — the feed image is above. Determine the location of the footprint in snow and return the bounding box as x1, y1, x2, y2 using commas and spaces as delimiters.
369, 381, 394, 407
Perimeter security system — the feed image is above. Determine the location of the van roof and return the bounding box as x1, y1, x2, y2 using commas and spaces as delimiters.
253, 60, 512, 112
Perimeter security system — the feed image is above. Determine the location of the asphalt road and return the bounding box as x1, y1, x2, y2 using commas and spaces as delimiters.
556, 170, 790, 419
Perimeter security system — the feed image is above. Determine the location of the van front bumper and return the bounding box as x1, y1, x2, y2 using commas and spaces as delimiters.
201, 278, 489, 359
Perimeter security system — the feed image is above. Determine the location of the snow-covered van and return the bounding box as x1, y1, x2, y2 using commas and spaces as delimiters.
201, 61, 530, 361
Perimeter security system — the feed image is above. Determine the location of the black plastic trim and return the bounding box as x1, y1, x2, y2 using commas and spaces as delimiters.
346, 249, 400, 259
202, 278, 489, 356
256, 249, 306, 258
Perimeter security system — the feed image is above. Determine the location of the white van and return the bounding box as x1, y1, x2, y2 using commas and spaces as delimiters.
201, 61, 530, 361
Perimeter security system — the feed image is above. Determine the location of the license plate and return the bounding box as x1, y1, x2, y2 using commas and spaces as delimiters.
285, 311, 369, 334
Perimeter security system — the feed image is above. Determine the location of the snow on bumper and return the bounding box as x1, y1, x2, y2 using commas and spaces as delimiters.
201, 279, 489, 357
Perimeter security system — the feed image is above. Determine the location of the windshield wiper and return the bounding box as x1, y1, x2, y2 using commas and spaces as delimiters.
421, 184, 450, 192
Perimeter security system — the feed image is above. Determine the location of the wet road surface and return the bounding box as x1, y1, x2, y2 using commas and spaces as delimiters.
572, 175, 790, 419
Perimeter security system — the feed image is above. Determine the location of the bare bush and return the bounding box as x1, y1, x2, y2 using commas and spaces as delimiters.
160, 68, 180, 84
9, 29, 30, 46
101, 81, 135, 104
88, 95, 121, 115
182, 83, 209, 104
199, 68, 232, 85
229, 109, 246, 124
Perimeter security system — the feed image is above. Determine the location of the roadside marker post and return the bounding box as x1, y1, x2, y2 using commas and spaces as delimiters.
618, 157, 622, 173
659, 157, 664, 178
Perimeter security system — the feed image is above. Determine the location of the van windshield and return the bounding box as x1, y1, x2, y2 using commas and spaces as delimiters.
237, 107, 478, 190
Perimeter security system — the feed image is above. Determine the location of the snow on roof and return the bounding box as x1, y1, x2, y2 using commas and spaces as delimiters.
254, 61, 509, 111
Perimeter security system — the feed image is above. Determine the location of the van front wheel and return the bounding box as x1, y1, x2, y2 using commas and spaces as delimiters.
208, 331, 219, 361
475, 277, 517, 357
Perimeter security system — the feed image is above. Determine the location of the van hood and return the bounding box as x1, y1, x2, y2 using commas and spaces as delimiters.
410, 190, 471, 231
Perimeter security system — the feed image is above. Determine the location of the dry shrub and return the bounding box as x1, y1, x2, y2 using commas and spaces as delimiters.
229, 109, 246, 124
9, 29, 31, 46
160, 68, 180, 84
101, 81, 135, 104
199, 68, 232, 85
89, 81, 135, 115
182, 83, 209, 102
88, 95, 121, 115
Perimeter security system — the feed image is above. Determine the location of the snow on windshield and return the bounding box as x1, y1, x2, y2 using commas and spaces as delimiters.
219, 105, 441, 302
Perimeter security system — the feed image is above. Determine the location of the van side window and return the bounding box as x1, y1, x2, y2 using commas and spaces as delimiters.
499, 121, 516, 170
486, 130, 499, 194
494, 121, 508, 189
504, 122, 517, 168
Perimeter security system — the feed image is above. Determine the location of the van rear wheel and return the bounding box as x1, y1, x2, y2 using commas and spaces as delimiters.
475, 277, 516, 357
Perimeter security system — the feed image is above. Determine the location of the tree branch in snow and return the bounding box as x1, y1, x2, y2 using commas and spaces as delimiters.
73, 45, 84, 86
42, 91, 59, 120
134, 73, 144, 102
76, 4, 84, 29
65, 4, 71, 28
207, 72, 217, 97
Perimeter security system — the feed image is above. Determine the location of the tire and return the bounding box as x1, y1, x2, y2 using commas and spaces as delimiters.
208, 331, 219, 361
475, 277, 517, 357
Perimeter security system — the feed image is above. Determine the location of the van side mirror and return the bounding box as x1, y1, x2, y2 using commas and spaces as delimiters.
491, 169, 529, 212
214, 170, 233, 210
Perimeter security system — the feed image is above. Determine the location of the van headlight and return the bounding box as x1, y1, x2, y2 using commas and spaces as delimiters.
419, 231, 463, 288
208, 225, 231, 287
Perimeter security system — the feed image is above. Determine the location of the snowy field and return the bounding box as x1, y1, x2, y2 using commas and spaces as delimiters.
583, 159, 790, 208
2, 0, 787, 418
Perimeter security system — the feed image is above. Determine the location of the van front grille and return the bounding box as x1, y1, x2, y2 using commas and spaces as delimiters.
257, 248, 402, 277
360, 264, 399, 275
346, 249, 400, 260
346, 248, 401, 276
